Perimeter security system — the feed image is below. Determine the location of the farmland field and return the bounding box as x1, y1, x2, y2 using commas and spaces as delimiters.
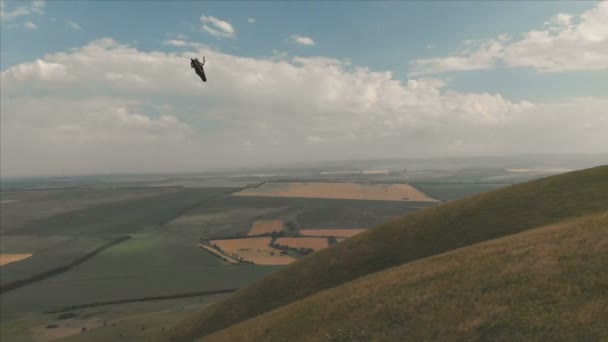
197, 244, 240, 264
274, 237, 328, 251
0, 163, 555, 340
0, 254, 32, 267
233, 182, 439, 202
211, 238, 294, 265
0, 232, 280, 322
1, 292, 229, 342
0, 187, 182, 234
299, 229, 366, 238
248, 220, 284, 236
3, 188, 232, 238
0, 236, 107, 287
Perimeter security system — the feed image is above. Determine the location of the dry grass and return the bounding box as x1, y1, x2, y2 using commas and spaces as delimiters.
299, 229, 366, 238
274, 238, 328, 251
234, 182, 438, 202
248, 220, 283, 236
200, 212, 608, 342
0, 253, 32, 266
210, 238, 295, 265
197, 244, 240, 264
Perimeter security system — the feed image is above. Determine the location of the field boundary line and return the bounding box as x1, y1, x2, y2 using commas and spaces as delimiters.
0, 235, 131, 295
46, 288, 239, 313
159, 186, 262, 226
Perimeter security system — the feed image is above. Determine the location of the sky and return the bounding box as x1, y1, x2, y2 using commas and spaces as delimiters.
1, 0, 607, 177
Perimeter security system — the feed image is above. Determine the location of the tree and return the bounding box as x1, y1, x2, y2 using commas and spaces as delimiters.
328, 236, 338, 245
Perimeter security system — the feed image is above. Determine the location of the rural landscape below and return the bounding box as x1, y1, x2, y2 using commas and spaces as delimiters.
1, 155, 606, 341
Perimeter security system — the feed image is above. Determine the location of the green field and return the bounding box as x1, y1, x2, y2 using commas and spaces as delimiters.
167, 195, 433, 240
7, 188, 232, 237
0, 236, 106, 287
1, 293, 229, 342
162, 166, 608, 341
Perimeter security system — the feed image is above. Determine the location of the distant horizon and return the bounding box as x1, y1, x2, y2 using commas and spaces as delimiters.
1, 152, 606, 180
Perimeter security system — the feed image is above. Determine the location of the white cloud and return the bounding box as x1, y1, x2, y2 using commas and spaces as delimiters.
1, 38, 606, 177
66, 20, 81, 30
291, 35, 315, 46
547, 13, 573, 27
201, 15, 235, 39
163, 39, 204, 48
247, 18, 255, 23
1, 0, 44, 21
410, 37, 505, 76
24, 21, 37, 30
410, 2, 608, 75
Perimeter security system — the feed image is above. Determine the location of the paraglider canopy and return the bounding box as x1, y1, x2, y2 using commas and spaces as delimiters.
191, 56, 207, 83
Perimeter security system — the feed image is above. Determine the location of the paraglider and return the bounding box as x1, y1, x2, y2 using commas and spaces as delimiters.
191, 56, 207, 83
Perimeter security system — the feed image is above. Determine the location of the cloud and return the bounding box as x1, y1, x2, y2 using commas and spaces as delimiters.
201, 15, 235, 39
410, 36, 506, 76
66, 20, 81, 30
291, 35, 315, 46
163, 39, 204, 48
410, 2, 608, 75
1, 0, 45, 21
547, 13, 573, 27
247, 18, 255, 23
1, 38, 606, 177
24, 21, 38, 30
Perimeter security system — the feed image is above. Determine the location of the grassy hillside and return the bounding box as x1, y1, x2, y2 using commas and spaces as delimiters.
162, 166, 608, 341
203, 212, 608, 341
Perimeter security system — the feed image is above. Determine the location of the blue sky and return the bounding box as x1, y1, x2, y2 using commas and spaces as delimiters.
1, 1, 607, 176
2, 1, 603, 100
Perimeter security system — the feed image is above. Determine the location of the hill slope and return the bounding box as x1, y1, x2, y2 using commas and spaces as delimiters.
162, 166, 608, 341
203, 212, 608, 341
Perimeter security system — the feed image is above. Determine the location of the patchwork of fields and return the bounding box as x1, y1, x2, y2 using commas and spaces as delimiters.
0, 171, 518, 340
210, 238, 294, 265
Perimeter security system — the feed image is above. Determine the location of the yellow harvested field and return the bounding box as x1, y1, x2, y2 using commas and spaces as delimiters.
362, 169, 389, 175
234, 182, 439, 202
197, 244, 240, 264
299, 229, 367, 238
210, 237, 295, 265
0, 253, 32, 266
274, 237, 328, 251
248, 220, 284, 236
